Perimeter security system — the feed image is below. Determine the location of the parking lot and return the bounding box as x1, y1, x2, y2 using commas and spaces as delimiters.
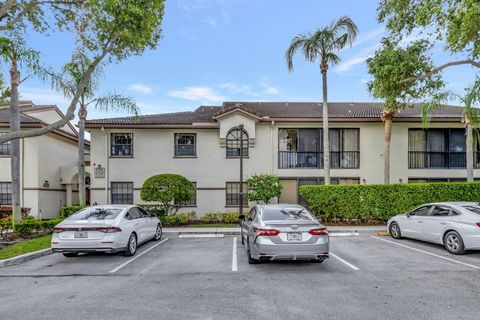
1, 233, 480, 320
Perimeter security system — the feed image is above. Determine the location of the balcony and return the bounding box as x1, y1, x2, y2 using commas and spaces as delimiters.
408, 151, 466, 169
278, 151, 360, 169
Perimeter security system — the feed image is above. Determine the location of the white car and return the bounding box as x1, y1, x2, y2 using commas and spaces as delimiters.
52, 205, 162, 257
387, 202, 480, 254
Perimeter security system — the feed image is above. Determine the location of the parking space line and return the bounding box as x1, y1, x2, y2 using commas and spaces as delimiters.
330, 252, 360, 271
371, 236, 480, 270
109, 238, 169, 274
232, 237, 238, 272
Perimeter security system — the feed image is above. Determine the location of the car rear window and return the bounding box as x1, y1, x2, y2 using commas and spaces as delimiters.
462, 205, 480, 215
68, 207, 123, 221
261, 208, 315, 221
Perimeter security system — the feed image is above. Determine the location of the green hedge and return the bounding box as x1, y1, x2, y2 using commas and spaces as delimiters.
60, 205, 87, 218
199, 212, 240, 224
160, 212, 195, 226
299, 182, 480, 222
11, 217, 65, 237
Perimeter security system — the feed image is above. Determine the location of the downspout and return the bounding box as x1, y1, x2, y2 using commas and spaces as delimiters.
21, 138, 24, 209
101, 127, 109, 204
270, 120, 275, 174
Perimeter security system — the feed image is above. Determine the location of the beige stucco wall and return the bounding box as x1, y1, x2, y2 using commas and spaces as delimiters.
87, 113, 473, 217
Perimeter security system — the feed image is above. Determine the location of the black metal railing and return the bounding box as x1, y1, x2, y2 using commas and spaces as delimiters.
408, 151, 466, 169
278, 151, 360, 169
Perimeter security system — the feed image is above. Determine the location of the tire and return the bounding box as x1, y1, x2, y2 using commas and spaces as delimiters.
312, 259, 324, 264
444, 231, 465, 255
241, 231, 244, 245
123, 233, 137, 257
152, 224, 163, 241
62, 252, 78, 257
389, 222, 402, 239
247, 238, 259, 265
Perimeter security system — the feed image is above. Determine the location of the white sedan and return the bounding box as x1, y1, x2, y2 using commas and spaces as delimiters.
387, 202, 480, 254
52, 205, 162, 257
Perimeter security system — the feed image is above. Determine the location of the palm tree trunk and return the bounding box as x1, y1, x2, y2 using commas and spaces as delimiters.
321, 69, 330, 185
466, 122, 474, 182
382, 111, 394, 184
9, 56, 22, 222
78, 101, 87, 206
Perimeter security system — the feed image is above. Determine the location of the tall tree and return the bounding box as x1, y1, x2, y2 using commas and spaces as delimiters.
58, 49, 138, 205
367, 39, 444, 184
0, 0, 165, 223
285, 16, 358, 184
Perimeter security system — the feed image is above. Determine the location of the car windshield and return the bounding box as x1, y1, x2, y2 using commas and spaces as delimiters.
261, 208, 315, 221
68, 207, 123, 221
462, 205, 480, 215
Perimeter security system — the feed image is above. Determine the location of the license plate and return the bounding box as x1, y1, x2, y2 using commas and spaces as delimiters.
74, 231, 88, 239
287, 233, 302, 241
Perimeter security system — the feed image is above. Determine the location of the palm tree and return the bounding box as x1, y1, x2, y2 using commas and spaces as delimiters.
58, 49, 138, 205
285, 16, 358, 184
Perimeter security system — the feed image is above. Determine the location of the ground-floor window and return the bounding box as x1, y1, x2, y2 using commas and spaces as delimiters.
408, 178, 467, 183
0, 182, 12, 205
226, 182, 248, 206
111, 182, 134, 204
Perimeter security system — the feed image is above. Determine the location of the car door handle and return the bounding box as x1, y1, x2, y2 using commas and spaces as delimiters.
417, 221, 423, 223
440, 222, 447, 225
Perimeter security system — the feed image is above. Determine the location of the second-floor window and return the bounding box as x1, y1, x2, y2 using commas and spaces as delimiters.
0, 132, 11, 156
175, 133, 196, 157
408, 129, 465, 169
111, 133, 133, 157
226, 128, 249, 157
278, 128, 359, 169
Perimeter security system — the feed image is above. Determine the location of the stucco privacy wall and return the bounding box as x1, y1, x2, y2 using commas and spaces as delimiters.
88, 112, 472, 217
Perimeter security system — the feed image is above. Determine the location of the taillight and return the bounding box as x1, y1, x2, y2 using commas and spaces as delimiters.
53, 227, 66, 233
476, 223, 480, 227
96, 227, 122, 233
309, 228, 328, 236
254, 227, 280, 236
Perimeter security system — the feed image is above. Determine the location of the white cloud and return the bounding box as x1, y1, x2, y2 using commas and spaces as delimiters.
335, 44, 380, 73
168, 86, 224, 102
351, 28, 384, 48
220, 82, 254, 95
128, 83, 154, 95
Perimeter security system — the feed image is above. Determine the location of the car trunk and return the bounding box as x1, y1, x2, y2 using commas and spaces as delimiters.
57, 220, 115, 240
263, 220, 322, 244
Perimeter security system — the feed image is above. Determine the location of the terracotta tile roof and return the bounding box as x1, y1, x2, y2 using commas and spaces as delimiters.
84, 102, 465, 126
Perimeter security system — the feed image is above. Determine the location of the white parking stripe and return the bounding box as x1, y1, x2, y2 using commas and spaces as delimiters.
232, 237, 238, 272
372, 236, 480, 270
330, 252, 360, 271
109, 238, 169, 273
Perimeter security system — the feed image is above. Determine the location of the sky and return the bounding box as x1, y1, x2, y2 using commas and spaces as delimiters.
14, 0, 479, 120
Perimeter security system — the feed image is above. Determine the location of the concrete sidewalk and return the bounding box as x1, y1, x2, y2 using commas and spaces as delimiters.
163, 225, 386, 236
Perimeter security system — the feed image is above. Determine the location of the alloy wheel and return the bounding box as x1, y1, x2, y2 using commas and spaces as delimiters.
446, 234, 460, 252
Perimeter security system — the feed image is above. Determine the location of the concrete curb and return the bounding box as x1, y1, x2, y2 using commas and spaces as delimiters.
0, 248, 52, 268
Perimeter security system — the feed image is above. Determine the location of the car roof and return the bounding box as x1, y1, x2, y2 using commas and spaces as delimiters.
88, 204, 136, 209
419, 202, 479, 209
256, 204, 306, 211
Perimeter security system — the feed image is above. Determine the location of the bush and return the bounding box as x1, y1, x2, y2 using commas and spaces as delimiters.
140, 174, 195, 215
13, 217, 65, 237
60, 205, 87, 218
137, 204, 165, 217
300, 182, 480, 223
200, 212, 240, 224
247, 174, 282, 204
160, 212, 195, 226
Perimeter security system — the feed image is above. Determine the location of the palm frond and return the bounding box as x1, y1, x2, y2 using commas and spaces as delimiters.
421, 91, 451, 127
332, 16, 359, 47
88, 93, 138, 116
285, 34, 310, 72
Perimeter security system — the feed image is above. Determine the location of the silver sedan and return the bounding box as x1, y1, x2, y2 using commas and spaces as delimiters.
240, 204, 329, 264
387, 202, 480, 254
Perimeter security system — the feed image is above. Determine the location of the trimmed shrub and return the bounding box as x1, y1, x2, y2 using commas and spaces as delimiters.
300, 182, 480, 223
13, 217, 65, 237
200, 212, 240, 224
140, 174, 195, 215
160, 212, 195, 226
247, 174, 282, 204
60, 205, 87, 218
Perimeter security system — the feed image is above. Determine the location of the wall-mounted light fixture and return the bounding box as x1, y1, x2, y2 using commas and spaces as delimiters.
362, 178, 366, 184
43, 180, 50, 188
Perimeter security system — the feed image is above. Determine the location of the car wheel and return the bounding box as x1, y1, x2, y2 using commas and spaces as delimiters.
247, 238, 259, 265
312, 259, 324, 264
153, 224, 163, 241
241, 231, 244, 245
62, 252, 78, 257
389, 222, 402, 239
123, 233, 137, 257
444, 231, 465, 255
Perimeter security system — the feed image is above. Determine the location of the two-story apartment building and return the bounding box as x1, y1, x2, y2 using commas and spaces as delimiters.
0, 102, 88, 218
85, 102, 475, 216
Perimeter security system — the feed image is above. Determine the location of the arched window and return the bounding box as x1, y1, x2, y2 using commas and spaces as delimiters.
226, 128, 249, 157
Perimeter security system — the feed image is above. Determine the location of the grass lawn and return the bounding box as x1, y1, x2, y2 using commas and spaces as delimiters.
182, 223, 238, 228
0, 235, 51, 260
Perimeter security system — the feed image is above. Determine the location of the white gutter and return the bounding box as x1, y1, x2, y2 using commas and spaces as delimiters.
101, 127, 109, 204
270, 120, 275, 174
